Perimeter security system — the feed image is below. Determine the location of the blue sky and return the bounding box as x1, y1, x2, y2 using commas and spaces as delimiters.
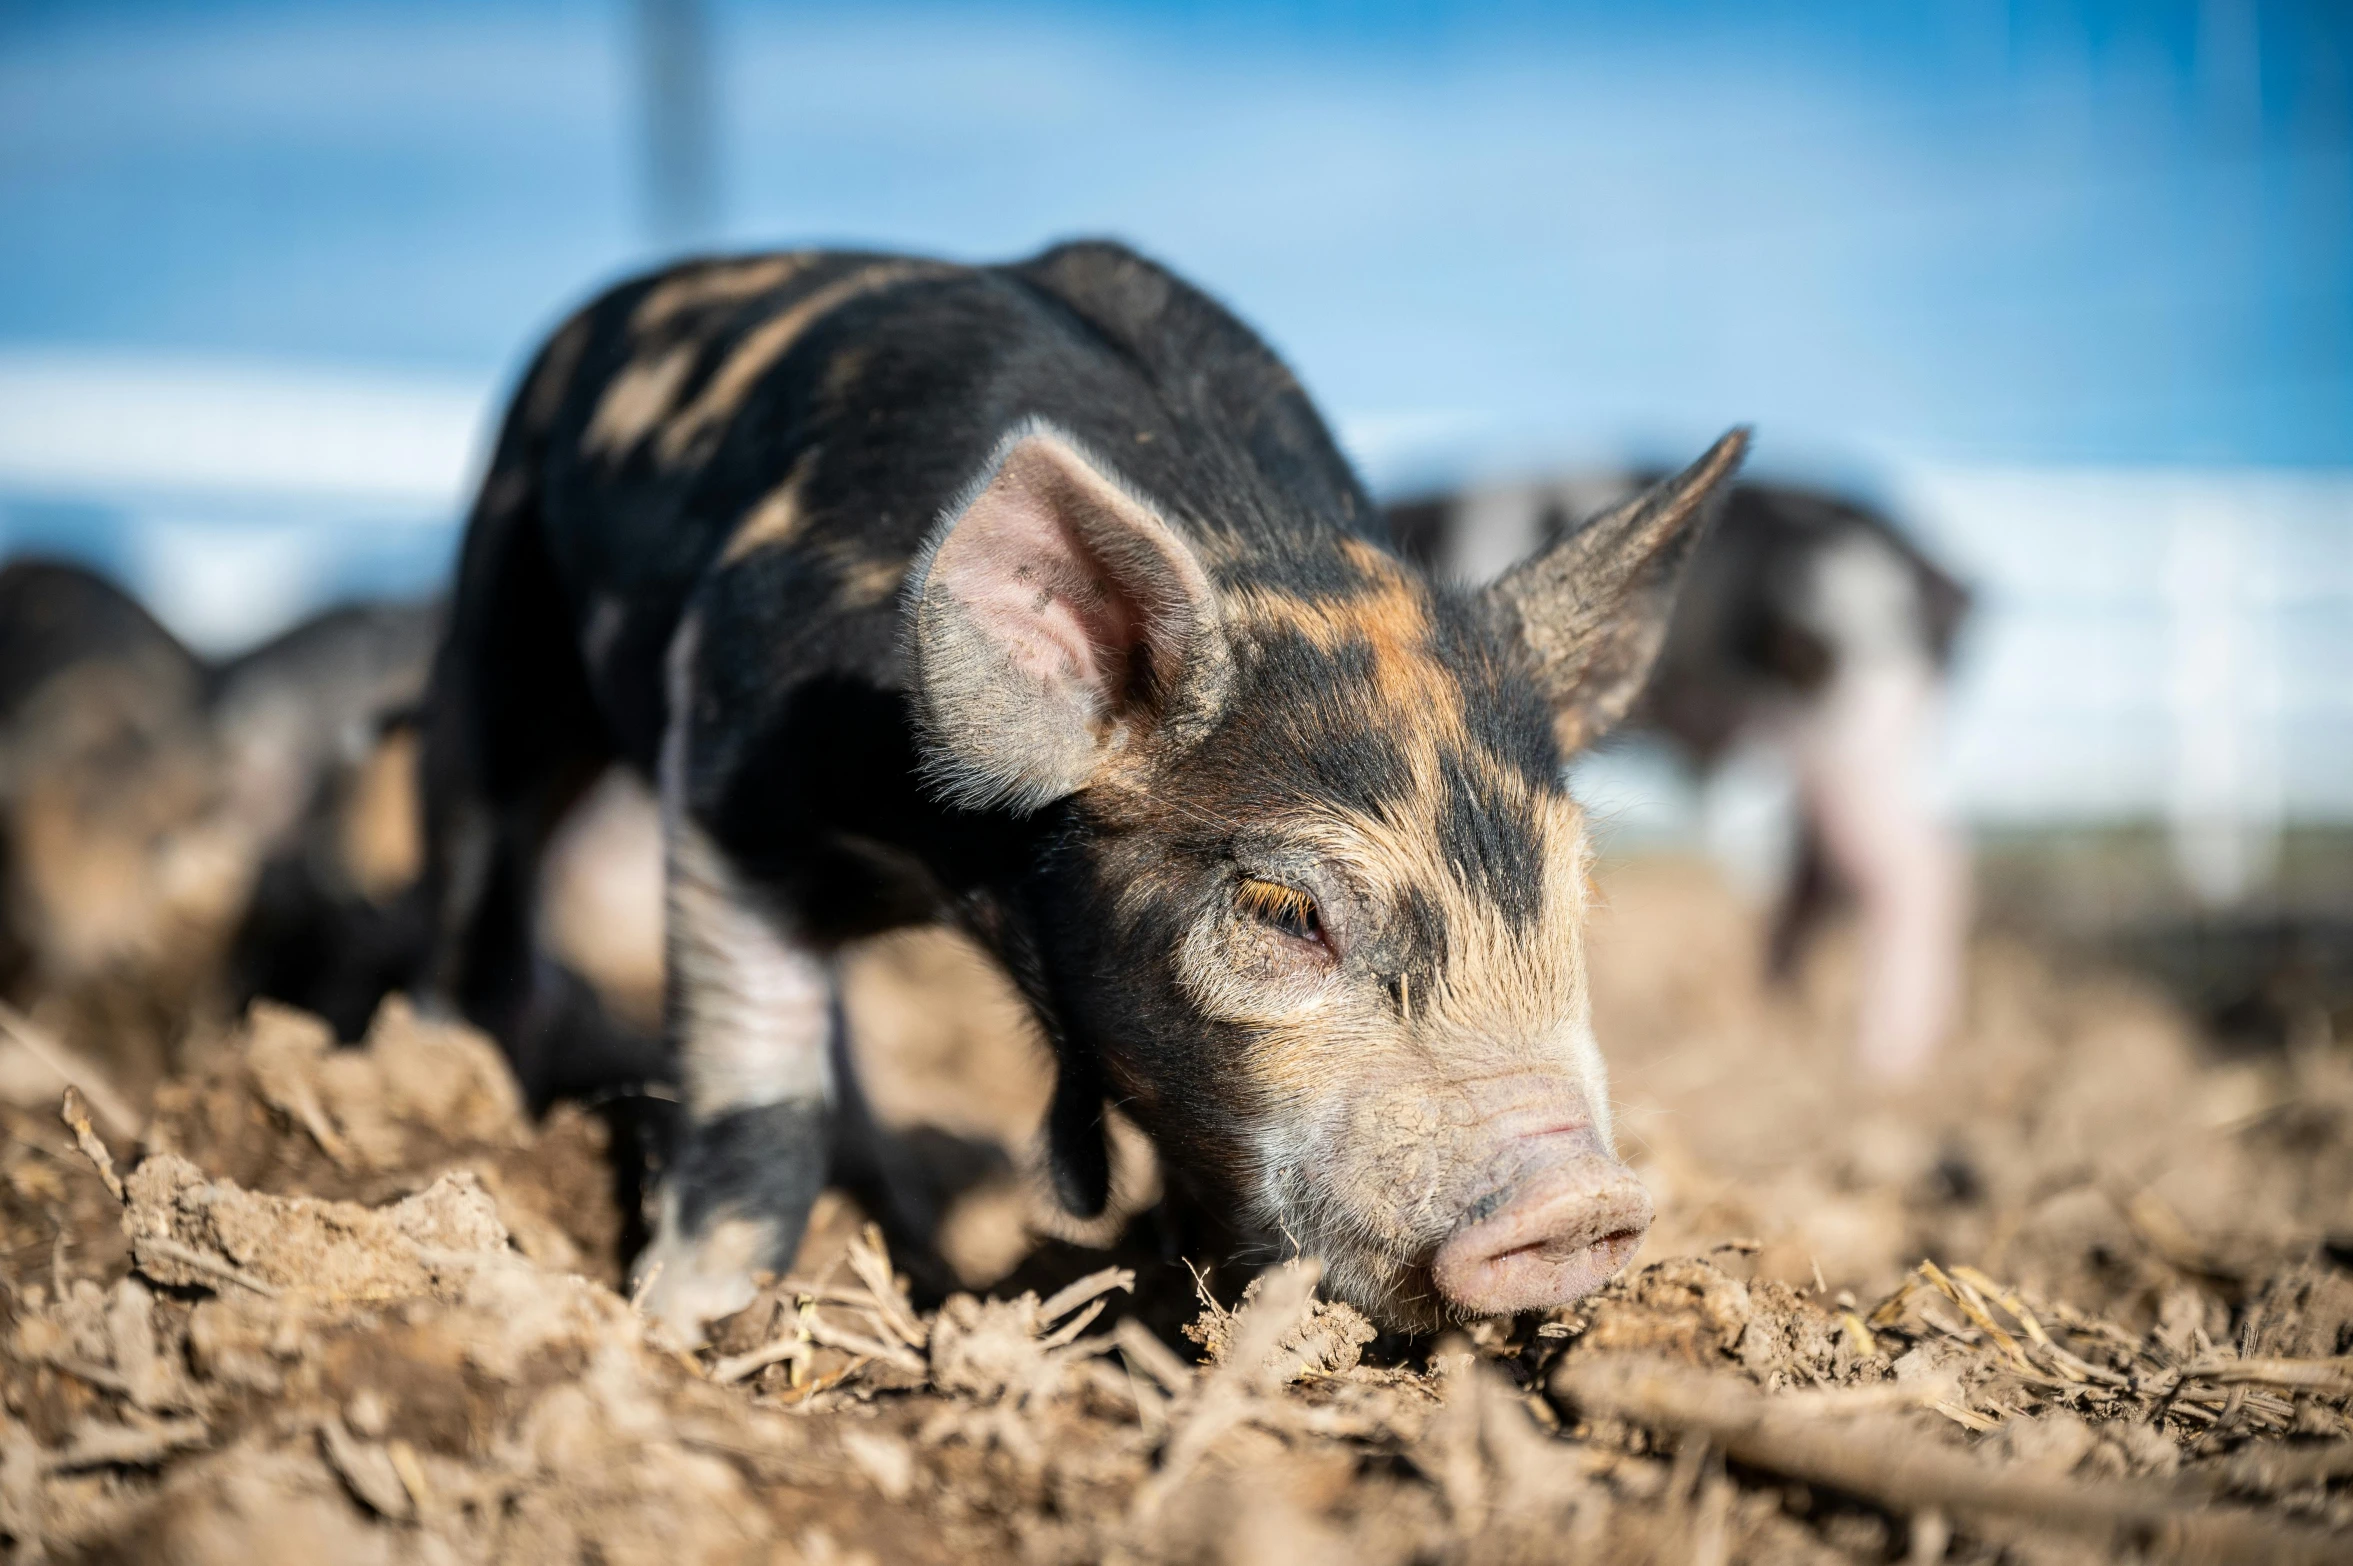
0, 2, 2347, 831
2, 0, 2347, 476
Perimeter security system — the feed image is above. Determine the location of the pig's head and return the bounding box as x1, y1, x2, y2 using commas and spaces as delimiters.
909, 422, 1746, 1329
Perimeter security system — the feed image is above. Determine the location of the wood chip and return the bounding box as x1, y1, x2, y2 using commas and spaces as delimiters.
710, 1325, 815, 1387
42, 1416, 209, 1473
318, 1416, 414, 1520
57, 1087, 124, 1204
1113, 1318, 1194, 1399
1039, 1266, 1136, 1326
803, 1312, 926, 1376
136, 1236, 282, 1298
2184, 1354, 2353, 1392
842, 1225, 927, 1350
1552, 1354, 2350, 1565
1922, 1260, 2032, 1373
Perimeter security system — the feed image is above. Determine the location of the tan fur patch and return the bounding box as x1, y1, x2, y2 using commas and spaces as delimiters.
476, 467, 534, 526
655, 261, 951, 467
4, 663, 226, 982
521, 313, 594, 432
822, 345, 873, 406
716, 452, 819, 567
1227, 549, 1477, 878
828, 551, 907, 611
1232, 544, 1466, 741
539, 768, 665, 1030
583, 342, 700, 462
714, 451, 908, 606
630, 254, 815, 337
14, 778, 163, 976
338, 728, 422, 905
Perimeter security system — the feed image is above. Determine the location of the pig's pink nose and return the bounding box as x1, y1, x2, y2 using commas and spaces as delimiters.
1430, 1159, 1652, 1317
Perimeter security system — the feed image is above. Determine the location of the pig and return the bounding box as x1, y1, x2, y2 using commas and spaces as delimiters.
418, 240, 1747, 1340
208, 600, 441, 878
0, 559, 235, 1066
1388, 476, 1970, 1079
0, 565, 449, 1058
210, 600, 443, 1039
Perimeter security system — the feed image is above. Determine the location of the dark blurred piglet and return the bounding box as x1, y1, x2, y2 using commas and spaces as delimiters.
1389, 477, 1971, 1080
0, 563, 448, 1064
0, 560, 238, 1090
422, 240, 1748, 1341
210, 600, 443, 1039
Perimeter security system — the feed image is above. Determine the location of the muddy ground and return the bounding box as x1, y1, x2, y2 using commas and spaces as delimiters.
2, 856, 2351, 1563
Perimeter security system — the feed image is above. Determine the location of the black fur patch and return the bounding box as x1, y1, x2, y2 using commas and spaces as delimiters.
670, 1098, 830, 1245
1200, 626, 1422, 820
1434, 745, 1545, 936
1045, 1060, 1113, 1220
1396, 884, 1451, 980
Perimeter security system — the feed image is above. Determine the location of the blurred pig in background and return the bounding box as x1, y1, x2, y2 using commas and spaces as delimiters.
212, 598, 441, 1039
0, 561, 671, 1114
0, 560, 235, 1102
217, 595, 668, 1059
0, 569, 433, 1106
0, 563, 443, 1102
1390, 478, 1972, 1080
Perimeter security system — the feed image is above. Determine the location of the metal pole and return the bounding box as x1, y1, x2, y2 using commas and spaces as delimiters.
636, 0, 717, 249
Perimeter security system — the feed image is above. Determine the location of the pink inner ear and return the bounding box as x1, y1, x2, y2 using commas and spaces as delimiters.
933, 445, 1159, 721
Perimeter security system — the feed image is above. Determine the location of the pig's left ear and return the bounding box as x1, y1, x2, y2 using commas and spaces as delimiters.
1486, 428, 1748, 755
909, 423, 1226, 812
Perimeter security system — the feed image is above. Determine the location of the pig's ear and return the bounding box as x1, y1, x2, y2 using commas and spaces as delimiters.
909, 424, 1225, 812
1486, 428, 1748, 754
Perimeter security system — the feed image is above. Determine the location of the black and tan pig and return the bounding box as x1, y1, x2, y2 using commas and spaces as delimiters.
420, 240, 1747, 1341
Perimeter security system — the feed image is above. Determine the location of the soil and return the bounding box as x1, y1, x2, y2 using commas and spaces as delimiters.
3, 855, 2350, 1564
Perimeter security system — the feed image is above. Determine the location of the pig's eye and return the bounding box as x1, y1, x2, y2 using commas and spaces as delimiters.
1236, 878, 1325, 947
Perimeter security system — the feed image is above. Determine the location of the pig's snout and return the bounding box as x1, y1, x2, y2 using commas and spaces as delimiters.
1430, 1153, 1652, 1317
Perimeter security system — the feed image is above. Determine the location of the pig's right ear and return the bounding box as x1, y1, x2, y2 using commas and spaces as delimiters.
1486, 428, 1747, 755
908, 424, 1225, 812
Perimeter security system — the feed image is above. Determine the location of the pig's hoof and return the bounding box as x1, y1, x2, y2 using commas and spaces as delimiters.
630, 1214, 777, 1348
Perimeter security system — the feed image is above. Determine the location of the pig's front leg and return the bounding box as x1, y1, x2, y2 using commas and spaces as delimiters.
631, 814, 835, 1344
1793, 658, 1967, 1083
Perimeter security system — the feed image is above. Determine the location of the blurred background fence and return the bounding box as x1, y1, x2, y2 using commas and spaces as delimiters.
2, 0, 2347, 936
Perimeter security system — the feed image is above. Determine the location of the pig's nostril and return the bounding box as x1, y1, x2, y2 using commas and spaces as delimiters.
1524, 1225, 1643, 1267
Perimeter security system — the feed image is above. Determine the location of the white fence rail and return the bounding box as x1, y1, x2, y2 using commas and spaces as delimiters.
2, 352, 2347, 897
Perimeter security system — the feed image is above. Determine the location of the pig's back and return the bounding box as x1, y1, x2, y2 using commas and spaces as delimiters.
508, 241, 1373, 768
1637, 484, 1971, 762
0, 559, 201, 730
